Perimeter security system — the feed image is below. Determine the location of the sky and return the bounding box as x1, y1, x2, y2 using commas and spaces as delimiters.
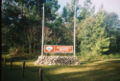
58, 0, 120, 18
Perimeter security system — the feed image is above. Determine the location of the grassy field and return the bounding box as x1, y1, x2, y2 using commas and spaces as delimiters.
2, 59, 120, 81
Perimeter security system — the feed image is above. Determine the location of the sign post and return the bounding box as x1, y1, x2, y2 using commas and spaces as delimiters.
41, 3, 45, 56
73, 0, 76, 57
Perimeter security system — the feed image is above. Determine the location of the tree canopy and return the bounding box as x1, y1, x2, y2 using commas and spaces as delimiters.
2, 0, 120, 57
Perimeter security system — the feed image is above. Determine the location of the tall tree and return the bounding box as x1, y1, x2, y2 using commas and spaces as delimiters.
104, 12, 120, 53
77, 11, 110, 58
2, 0, 60, 54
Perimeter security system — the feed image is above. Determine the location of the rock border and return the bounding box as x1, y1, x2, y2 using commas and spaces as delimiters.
34, 56, 80, 65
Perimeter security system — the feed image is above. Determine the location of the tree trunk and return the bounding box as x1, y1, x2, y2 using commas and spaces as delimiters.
33, 42, 36, 54
28, 35, 32, 54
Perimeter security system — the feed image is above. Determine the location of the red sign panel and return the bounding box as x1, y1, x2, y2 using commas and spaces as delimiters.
44, 45, 73, 53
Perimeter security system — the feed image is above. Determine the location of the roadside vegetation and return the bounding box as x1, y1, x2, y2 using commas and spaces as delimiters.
2, 0, 120, 81
2, 0, 120, 59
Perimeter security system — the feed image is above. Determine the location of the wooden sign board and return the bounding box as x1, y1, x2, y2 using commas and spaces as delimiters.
44, 45, 73, 53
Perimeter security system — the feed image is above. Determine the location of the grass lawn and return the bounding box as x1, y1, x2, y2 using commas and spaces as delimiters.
2, 59, 120, 81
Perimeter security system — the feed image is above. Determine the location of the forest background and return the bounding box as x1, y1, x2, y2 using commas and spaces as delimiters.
2, 0, 120, 61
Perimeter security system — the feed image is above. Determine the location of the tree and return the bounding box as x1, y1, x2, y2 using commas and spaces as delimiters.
104, 12, 120, 53
77, 11, 110, 59
77, 0, 95, 21
2, 0, 27, 54
2, 0, 60, 54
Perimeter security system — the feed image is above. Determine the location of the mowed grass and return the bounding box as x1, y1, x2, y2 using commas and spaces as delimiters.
2, 59, 120, 81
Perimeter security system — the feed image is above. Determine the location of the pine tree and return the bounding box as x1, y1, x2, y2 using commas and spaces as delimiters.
77, 11, 110, 59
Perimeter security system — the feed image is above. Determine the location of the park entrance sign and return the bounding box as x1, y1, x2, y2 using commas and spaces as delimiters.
35, 45, 79, 65
44, 45, 73, 53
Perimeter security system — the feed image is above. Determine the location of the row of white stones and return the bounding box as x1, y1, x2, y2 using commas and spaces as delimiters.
34, 56, 80, 65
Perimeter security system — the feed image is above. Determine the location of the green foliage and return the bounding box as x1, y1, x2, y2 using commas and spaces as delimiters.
77, 11, 110, 58
78, 0, 95, 21
104, 12, 120, 52
2, 0, 60, 54
2, 0, 120, 58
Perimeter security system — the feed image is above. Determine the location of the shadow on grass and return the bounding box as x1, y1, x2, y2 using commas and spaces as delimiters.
2, 64, 50, 81
45, 59, 120, 81
2, 59, 120, 81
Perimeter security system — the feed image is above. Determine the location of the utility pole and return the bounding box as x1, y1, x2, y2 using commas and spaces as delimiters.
74, 0, 76, 57
41, 3, 45, 56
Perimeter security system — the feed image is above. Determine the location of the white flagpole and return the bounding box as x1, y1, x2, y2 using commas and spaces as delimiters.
74, 0, 76, 57
41, 3, 45, 56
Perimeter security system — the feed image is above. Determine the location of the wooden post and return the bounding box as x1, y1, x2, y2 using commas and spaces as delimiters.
39, 68, 43, 81
22, 61, 25, 78
10, 59, 13, 70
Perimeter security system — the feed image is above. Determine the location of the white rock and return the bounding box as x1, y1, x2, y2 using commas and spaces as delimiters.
34, 56, 80, 65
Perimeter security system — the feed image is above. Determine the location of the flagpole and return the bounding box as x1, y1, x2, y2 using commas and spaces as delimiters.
74, 0, 76, 57
41, 3, 45, 56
